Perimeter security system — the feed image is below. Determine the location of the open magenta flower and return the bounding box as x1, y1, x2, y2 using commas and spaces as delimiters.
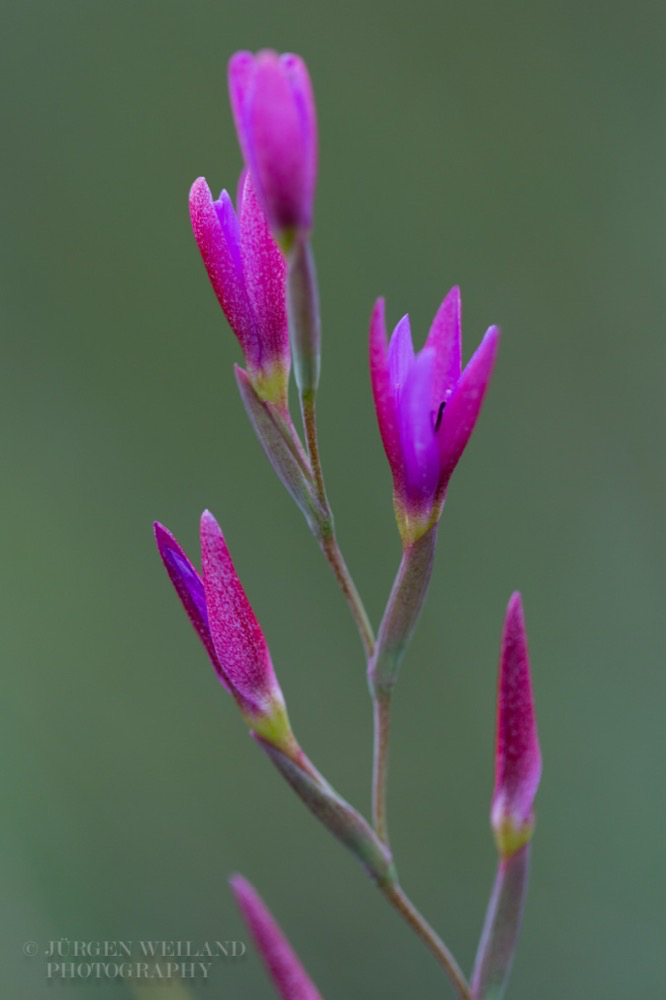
228, 50, 317, 243
491, 592, 542, 856
154, 512, 295, 752
369, 286, 500, 544
189, 172, 289, 405
230, 875, 324, 1000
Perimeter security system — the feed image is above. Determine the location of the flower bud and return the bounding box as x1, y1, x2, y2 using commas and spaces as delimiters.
230, 875, 324, 1000
491, 593, 542, 857
228, 50, 317, 246
189, 173, 289, 405
153, 514, 295, 752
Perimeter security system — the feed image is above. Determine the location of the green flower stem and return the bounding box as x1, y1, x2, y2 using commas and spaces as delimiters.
372, 688, 392, 842
287, 235, 321, 399
301, 389, 328, 516
369, 526, 437, 846
368, 525, 438, 693
321, 531, 375, 660
283, 232, 468, 1000
470, 844, 531, 1000
303, 387, 374, 659
286, 237, 375, 659
382, 882, 471, 1000
262, 739, 469, 1000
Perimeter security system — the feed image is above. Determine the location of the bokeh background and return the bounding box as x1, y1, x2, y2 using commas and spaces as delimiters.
2, 1, 665, 997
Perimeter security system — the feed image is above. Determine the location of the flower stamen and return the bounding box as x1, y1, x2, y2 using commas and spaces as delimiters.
434, 400, 447, 431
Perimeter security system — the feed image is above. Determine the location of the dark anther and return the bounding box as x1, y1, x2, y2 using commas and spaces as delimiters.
434, 400, 447, 431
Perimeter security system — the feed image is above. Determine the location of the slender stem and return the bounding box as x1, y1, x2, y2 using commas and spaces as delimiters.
321, 533, 375, 660
382, 883, 471, 1000
369, 528, 437, 846
287, 235, 321, 400
372, 690, 392, 841
286, 235, 375, 657
301, 390, 327, 508
300, 389, 376, 659
470, 845, 530, 1000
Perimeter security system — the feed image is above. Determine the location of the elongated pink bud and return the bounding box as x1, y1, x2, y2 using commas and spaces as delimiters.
491, 593, 542, 856
230, 876, 324, 1000
229, 50, 317, 241
189, 173, 289, 405
153, 515, 295, 752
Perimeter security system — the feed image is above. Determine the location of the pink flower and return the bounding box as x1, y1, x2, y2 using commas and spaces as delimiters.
491, 592, 542, 856
230, 875, 324, 1000
369, 286, 500, 543
189, 172, 289, 405
153, 512, 294, 751
228, 50, 317, 240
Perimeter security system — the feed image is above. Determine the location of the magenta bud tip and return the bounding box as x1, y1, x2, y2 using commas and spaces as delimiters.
230, 875, 323, 1000
492, 592, 542, 855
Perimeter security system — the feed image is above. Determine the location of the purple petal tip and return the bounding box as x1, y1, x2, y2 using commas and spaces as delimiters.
153, 518, 227, 688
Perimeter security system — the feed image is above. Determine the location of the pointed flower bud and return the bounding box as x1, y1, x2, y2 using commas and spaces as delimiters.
491, 593, 542, 857
189, 172, 290, 405
153, 513, 295, 752
230, 875, 324, 1000
228, 50, 317, 246
369, 287, 500, 545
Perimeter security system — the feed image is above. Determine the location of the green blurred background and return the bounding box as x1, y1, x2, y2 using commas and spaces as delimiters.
2, 1, 664, 996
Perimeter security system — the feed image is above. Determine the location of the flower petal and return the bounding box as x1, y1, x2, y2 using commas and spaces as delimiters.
153, 522, 229, 690
387, 314, 415, 396
436, 325, 500, 483
398, 347, 440, 509
228, 51, 255, 165
230, 50, 316, 233
282, 53, 318, 219
200, 510, 281, 718
239, 174, 289, 373
425, 285, 462, 398
189, 178, 255, 360
369, 298, 404, 493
